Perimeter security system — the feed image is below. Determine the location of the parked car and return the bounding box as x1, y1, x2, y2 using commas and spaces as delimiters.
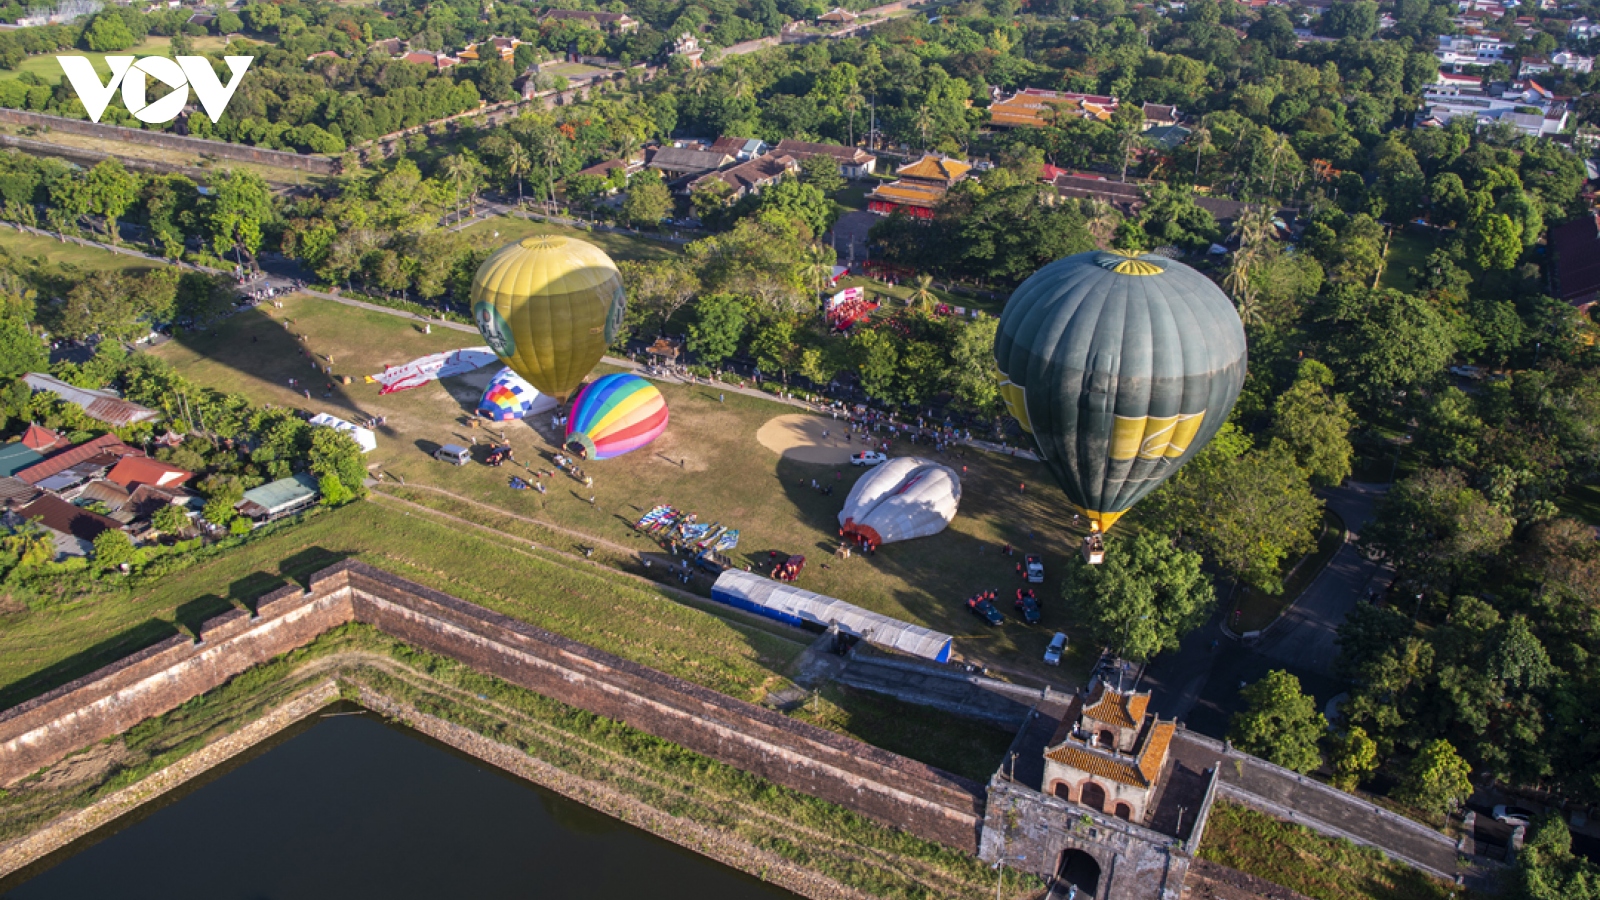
1448, 365, 1484, 380
1013, 591, 1041, 624
1024, 554, 1044, 583
1494, 805, 1535, 827
1044, 632, 1068, 665
966, 596, 1003, 626
851, 451, 887, 467
434, 444, 472, 466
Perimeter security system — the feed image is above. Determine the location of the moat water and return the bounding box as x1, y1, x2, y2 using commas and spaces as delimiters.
3, 710, 802, 899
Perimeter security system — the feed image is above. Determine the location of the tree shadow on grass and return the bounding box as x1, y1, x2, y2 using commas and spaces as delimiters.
0, 617, 179, 711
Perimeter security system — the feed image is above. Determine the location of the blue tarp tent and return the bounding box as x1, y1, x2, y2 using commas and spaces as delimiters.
710, 570, 952, 663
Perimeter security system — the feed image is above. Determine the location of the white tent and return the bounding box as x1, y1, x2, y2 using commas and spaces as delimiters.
308, 413, 377, 453
710, 570, 952, 663
837, 457, 961, 546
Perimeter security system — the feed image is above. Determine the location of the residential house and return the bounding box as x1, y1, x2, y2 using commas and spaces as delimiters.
669, 32, 704, 66
0, 443, 42, 479
105, 457, 193, 491
866, 155, 973, 218
1552, 50, 1594, 72
988, 88, 1118, 128
818, 7, 859, 24
773, 139, 877, 178
1041, 682, 1176, 825
687, 152, 800, 201
0, 477, 41, 512
19, 424, 65, 454
186, 12, 215, 29
1141, 124, 1191, 150
459, 36, 521, 62
16, 494, 123, 559
235, 473, 321, 523
540, 9, 638, 32
1421, 84, 1568, 137
1549, 212, 1600, 312
1521, 56, 1554, 75
1053, 174, 1145, 214
1437, 34, 1511, 67
1570, 16, 1597, 38
710, 136, 770, 161
401, 50, 459, 71
648, 147, 734, 179
13, 433, 140, 488
572, 156, 643, 193
1436, 70, 1484, 90
22, 373, 161, 427
1141, 103, 1181, 128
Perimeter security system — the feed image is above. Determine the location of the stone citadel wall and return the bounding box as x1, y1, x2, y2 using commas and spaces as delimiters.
0, 109, 338, 174
0, 560, 984, 851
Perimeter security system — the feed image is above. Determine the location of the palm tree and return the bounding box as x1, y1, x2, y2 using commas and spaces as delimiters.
1083, 200, 1120, 249
441, 154, 472, 224
684, 67, 710, 98
504, 142, 532, 208
843, 92, 865, 147
914, 104, 933, 150
907, 272, 936, 311
1189, 116, 1212, 182
534, 128, 564, 206
801, 243, 835, 299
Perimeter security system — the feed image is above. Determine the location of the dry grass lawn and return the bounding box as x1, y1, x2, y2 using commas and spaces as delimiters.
153, 293, 1103, 685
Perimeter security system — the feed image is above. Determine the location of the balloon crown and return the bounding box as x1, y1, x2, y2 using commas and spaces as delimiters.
519, 235, 570, 249
1095, 250, 1166, 276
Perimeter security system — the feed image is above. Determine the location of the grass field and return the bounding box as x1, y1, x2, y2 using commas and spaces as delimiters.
150, 292, 1103, 686
1378, 225, 1439, 293
1, 36, 237, 84
459, 216, 683, 263
0, 228, 160, 274
1197, 802, 1465, 900
1559, 481, 1600, 527
0, 501, 803, 709
1231, 509, 1346, 633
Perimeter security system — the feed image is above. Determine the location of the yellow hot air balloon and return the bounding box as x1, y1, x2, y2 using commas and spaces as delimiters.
470, 235, 626, 402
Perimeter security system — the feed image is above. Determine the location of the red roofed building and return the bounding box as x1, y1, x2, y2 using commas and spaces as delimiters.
16, 494, 122, 557
1549, 213, 1600, 312
20, 424, 63, 453
13, 434, 140, 486
106, 457, 193, 491
866, 155, 973, 219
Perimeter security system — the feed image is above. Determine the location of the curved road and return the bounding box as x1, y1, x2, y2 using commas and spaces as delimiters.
1142, 481, 1389, 737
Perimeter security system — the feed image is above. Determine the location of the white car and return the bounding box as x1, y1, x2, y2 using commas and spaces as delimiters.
850, 451, 887, 467
1044, 632, 1068, 666
1494, 805, 1535, 827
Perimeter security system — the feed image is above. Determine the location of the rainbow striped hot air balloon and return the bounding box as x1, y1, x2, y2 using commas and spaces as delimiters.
564, 374, 669, 460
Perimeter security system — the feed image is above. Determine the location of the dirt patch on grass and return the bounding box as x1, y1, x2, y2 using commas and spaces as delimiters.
756, 414, 858, 464
28, 740, 133, 792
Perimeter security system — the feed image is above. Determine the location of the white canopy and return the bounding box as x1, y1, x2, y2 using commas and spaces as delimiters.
308, 413, 377, 453
710, 570, 952, 663
837, 457, 961, 546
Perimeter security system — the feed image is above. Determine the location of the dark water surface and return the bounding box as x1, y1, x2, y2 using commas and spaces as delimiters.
4, 711, 801, 900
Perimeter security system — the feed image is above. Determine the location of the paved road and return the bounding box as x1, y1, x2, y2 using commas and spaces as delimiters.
1142, 481, 1389, 738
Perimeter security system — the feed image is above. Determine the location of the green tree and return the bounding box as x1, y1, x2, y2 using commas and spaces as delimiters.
0, 316, 45, 379
1361, 468, 1513, 590
849, 327, 900, 402
622, 170, 672, 228
1229, 669, 1328, 773
309, 428, 367, 499
1328, 726, 1379, 791
1, 522, 52, 569
85, 159, 139, 245
1271, 359, 1356, 486
1513, 816, 1600, 900
203, 485, 243, 527
91, 528, 135, 571
82, 13, 136, 51
1319, 286, 1456, 408
686, 293, 748, 368
1059, 531, 1214, 663
1394, 738, 1472, 823
317, 472, 353, 506
206, 170, 273, 269
798, 153, 845, 194
755, 176, 836, 238
150, 503, 189, 537
619, 258, 700, 336
749, 319, 796, 380
1147, 427, 1323, 594
1467, 212, 1523, 272
945, 316, 1000, 413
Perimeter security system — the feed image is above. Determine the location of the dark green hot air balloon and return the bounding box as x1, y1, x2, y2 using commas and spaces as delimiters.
993, 250, 1247, 538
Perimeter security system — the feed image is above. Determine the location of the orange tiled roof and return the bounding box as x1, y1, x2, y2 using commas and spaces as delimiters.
867, 182, 948, 207
1082, 686, 1147, 729
1139, 721, 1176, 784
895, 155, 971, 183
1044, 743, 1149, 787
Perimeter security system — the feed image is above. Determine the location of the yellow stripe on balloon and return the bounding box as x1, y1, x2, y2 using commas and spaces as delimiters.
591, 388, 655, 434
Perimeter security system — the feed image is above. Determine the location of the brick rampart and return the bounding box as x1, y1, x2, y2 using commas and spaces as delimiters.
0, 109, 337, 174
0, 561, 984, 852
